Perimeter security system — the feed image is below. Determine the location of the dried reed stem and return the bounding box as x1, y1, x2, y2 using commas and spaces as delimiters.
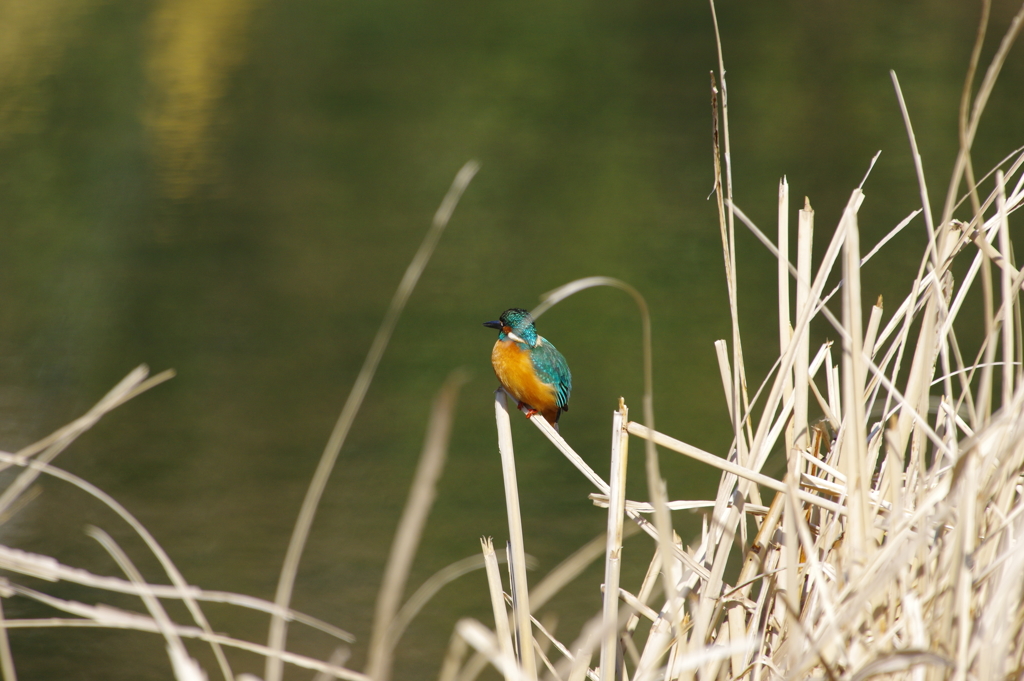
366, 370, 467, 681
265, 161, 478, 681
481, 538, 515, 681
494, 390, 537, 680
599, 401, 629, 681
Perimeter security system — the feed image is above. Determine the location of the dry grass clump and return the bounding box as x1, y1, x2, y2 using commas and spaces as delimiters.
0, 3, 1022, 681
444, 5, 1024, 681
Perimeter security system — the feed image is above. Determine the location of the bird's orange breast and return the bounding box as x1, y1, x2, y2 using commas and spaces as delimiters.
491, 339, 559, 421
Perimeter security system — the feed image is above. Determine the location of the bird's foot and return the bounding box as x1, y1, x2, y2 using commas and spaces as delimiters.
514, 400, 538, 419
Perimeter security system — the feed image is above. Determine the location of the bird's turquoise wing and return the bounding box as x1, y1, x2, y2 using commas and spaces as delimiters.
532, 338, 572, 410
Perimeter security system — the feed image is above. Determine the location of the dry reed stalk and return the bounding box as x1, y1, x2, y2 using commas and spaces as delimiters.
313, 648, 354, 681
366, 370, 467, 681
495, 390, 538, 680
0, 366, 170, 514
265, 160, 479, 681
1, 567, 371, 679
0, 367, 237, 681
625, 423, 845, 516
453, 526, 648, 681
599, 401, 629, 681
458, 619, 534, 681
482, 538, 515, 681
533, 275, 677, 630
0, 595, 14, 681
778, 183, 797, 625
778, 178, 793, 462
0, 524, 353, 641
438, 630, 470, 681
86, 526, 205, 681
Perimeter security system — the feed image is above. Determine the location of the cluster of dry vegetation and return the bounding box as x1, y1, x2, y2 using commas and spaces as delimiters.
0, 2, 1022, 681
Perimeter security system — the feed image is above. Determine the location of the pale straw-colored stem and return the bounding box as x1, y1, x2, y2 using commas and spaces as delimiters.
0, 541, 352, 640
861, 299, 885, 429
313, 647, 353, 681
709, 0, 752, 467
599, 402, 629, 681
782, 470, 800, 635
0, 376, 232, 681
366, 370, 467, 681
782, 195, 806, 626
264, 161, 478, 681
517, 394, 608, 494
1, 598, 371, 681
942, 0, 1024, 226
86, 526, 203, 681
494, 390, 536, 680
0, 595, 15, 681
997, 170, 1014, 408
520, 401, 710, 580
456, 619, 535, 681
0, 366, 165, 517
891, 71, 940, 272
796, 199, 815, 457
778, 178, 795, 463
437, 630, 469, 681
744, 211, 959, 463
726, 189, 862, 479
531, 276, 677, 625
944, 0, 990, 223
0, 366, 174, 469
388, 554, 501, 650
481, 538, 514, 681
626, 422, 845, 516
841, 197, 870, 572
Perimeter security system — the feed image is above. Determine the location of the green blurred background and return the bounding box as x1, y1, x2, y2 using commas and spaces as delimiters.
0, 0, 1021, 678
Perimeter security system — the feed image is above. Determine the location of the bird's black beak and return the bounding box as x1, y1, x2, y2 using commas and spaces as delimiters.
483, 320, 502, 330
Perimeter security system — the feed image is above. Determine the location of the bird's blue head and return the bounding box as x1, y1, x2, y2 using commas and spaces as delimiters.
483, 308, 539, 347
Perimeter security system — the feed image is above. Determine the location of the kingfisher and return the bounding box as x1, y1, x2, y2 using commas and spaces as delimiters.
484, 308, 571, 427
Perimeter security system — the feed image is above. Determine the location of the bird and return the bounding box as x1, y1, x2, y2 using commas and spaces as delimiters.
484, 308, 571, 427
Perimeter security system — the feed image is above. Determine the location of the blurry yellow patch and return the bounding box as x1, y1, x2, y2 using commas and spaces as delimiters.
146, 0, 257, 199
